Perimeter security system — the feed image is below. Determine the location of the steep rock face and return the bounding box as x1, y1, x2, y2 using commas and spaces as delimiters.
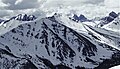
102, 15, 120, 33
97, 11, 118, 27
79, 14, 88, 22
0, 19, 4, 23
15, 14, 36, 21
1, 14, 36, 25
0, 15, 120, 69
70, 14, 89, 22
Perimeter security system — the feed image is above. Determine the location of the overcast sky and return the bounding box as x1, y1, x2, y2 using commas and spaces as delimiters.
0, 0, 119, 19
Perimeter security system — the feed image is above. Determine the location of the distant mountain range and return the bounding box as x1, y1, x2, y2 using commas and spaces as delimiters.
0, 14, 36, 25
70, 11, 118, 27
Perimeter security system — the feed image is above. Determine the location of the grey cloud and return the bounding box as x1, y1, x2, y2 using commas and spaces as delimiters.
82, 0, 105, 4
2, 0, 40, 10
1, 0, 105, 10
0, 0, 119, 19
2, 0, 16, 5
42, 0, 105, 8
0, 10, 11, 17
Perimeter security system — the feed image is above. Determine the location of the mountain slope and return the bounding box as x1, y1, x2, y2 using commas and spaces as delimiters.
0, 14, 120, 69
102, 14, 120, 33
96, 11, 118, 27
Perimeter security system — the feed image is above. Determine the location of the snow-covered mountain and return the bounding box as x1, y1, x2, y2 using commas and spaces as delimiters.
102, 14, 120, 33
15, 14, 37, 21
0, 12, 120, 69
96, 11, 118, 27
0, 14, 36, 25
0, 19, 4, 23
69, 14, 92, 22
69, 11, 119, 28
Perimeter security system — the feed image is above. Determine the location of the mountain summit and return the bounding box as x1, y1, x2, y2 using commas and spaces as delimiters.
15, 14, 37, 21
70, 14, 88, 22
97, 11, 118, 27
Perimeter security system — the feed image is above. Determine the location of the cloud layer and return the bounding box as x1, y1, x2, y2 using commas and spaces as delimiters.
104, 0, 120, 8
0, 0, 119, 19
